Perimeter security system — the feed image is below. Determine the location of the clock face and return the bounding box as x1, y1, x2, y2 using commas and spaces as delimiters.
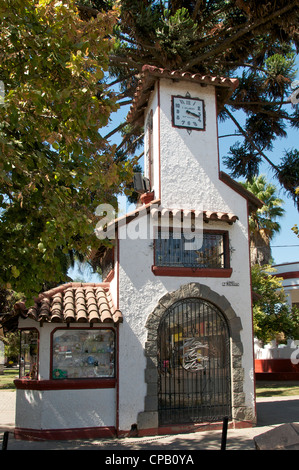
172, 95, 205, 131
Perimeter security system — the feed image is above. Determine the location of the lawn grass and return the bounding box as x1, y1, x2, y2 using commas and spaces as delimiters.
0, 368, 18, 390
256, 381, 299, 397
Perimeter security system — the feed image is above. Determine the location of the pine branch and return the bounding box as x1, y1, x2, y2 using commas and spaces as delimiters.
103, 121, 127, 140
109, 54, 141, 70
224, 107, 279, 172
219, 133, 243, 139
219, 61, 268, 74
228, 100, 292, 107
116, 132, 144, 153
107, 73, 136, 88
184, 0, 298, 71
192, 0, 203, 20
118, 100, 133, 107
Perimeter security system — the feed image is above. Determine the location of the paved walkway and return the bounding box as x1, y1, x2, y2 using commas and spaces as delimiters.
1, 390, 299, 450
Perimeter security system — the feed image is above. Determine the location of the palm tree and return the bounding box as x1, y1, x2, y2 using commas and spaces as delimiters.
242, 176, 285, 265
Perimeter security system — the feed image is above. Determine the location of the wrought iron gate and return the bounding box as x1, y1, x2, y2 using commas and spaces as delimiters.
157, 298, 231, 425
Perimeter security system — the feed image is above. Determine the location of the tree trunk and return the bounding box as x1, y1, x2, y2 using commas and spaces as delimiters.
250, 229, 272, 266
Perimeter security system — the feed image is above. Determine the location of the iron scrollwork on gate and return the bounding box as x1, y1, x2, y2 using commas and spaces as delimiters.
157, 298, 231, 425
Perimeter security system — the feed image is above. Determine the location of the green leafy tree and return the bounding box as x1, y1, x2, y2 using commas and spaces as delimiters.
241, 175, 285, 265
0, 0, 133, 299
80, 0, 298, 208
252, 264, 299, 345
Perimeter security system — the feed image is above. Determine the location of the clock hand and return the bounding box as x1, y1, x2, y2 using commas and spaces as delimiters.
186, 110, 201, 119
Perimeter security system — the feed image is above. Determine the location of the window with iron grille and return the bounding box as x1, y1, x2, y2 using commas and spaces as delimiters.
155, 230, 229, 269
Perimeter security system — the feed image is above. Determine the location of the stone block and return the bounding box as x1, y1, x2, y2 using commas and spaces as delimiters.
232, 392, 245, 407
254, 423, 299, 450
231, 341, 243, 357
144, 394, 158, 411
144, 340, 157, 357
145, 367, 158, 383
137, 411, 159, 430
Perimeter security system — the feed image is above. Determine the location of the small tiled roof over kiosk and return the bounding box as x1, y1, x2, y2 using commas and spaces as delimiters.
14, 283, 122, 326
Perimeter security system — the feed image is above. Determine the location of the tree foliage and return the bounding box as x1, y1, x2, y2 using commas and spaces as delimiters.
82, 0, 298, 207
242, 175, 285, 265
0, 0, 133, 299
292, 187, 299, 237
252, 264, 299, 344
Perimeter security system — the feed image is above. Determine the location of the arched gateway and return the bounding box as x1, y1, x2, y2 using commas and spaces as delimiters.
138, 282, 248, 431
158, 297, 231, 425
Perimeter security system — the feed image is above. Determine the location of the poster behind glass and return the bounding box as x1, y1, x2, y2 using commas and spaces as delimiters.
52, 329, 115, 379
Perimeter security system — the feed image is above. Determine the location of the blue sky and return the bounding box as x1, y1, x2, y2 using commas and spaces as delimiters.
218, 111, 299, 266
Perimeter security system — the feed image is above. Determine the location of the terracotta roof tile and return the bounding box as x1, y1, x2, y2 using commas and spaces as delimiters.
96, 202, 239, 240
26, 283, 122, 325
127, 65, 239, 125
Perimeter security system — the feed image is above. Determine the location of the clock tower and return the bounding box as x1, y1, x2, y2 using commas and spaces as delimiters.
121, 65, 261, 435
128, 65, 239, 211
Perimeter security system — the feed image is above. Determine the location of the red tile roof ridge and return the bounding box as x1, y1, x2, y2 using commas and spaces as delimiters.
37, 282, 111, 300
96, 198, 161, 237
127, 65, 239, 125
141, 65, 239, 89
25, 282, 123, 325
97, 202, 239, 235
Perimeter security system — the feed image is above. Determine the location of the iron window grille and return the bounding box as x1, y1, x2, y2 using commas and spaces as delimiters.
155, 229, 229, 269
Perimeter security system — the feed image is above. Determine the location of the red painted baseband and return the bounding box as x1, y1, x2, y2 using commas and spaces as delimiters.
255, 359, 299, 373
255, 359, 299, 381
14, 378, 116, 390
256, 372, 299, 381
14, 426, 116, 441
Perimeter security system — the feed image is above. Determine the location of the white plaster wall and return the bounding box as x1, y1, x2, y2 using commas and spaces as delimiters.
117, 218, 150, 431
108, 241, 118, 308
117, 209, 255, 430
144, 87, 159, 195
255, 338, 299, 360
15, 388, 115, 430
161, 80, 217, 208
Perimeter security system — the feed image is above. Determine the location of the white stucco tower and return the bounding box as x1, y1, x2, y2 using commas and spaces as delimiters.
112, 66, 263, 435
